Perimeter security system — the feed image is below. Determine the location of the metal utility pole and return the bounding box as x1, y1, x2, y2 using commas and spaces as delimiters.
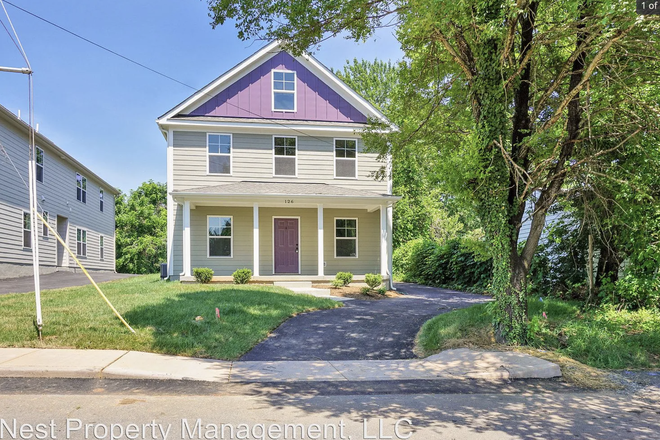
0, 66, 42, 339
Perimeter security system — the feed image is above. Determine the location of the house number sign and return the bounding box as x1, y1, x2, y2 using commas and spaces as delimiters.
285, 199, 294, 204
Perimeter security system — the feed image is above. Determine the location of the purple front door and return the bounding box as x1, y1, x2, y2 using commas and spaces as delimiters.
274, 218, 299, 274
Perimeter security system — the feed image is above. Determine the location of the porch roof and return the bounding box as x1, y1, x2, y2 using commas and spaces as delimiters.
171, 181, 400, 208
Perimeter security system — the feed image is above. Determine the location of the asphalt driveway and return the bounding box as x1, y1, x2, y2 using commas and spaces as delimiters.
240, 282, 490, 361
0, 271, 137, 295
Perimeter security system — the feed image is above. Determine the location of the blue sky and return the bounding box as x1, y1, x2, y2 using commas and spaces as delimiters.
0, 0, 402, 193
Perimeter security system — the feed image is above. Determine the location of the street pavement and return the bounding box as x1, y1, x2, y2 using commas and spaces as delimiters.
241, 282, 490, 361
1, 376, 658, 440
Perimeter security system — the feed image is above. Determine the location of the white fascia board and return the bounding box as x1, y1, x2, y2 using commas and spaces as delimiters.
159, 119, 393, 136
157, 41, 281, 123
172, 192, 401, 206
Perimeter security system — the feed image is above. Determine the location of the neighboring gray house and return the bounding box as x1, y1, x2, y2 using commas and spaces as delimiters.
157, 41, 399, 284
0, 104, 119, 279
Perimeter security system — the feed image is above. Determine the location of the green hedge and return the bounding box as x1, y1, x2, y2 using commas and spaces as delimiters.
394, 238, 492, 293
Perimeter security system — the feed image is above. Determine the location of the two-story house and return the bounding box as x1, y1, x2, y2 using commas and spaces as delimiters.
0, 104, 118, 279
157, 42, 399, 285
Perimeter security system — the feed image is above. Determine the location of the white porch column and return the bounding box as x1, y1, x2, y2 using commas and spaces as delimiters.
253, 202, 260, 277
182, 200, 192, 277
317, 204, 324, 276
387, 205, 395, 289
380, 205, 388, 278
166, 130, 174, 277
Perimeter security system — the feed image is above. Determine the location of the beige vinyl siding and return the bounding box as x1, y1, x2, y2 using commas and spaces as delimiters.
324, 209, 380, 276
170, 205, 382, 277
0, 117, 116, 272
172, 131, 387, 193
189, 206, 253, 276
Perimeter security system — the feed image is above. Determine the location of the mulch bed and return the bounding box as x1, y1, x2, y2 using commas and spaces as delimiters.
312, 285, 403, 301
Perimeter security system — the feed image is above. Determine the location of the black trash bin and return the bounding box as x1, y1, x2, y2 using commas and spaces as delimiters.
160, 263, 168, 280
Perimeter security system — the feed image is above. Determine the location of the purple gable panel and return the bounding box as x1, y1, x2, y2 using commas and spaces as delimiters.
189, 52, 368, 123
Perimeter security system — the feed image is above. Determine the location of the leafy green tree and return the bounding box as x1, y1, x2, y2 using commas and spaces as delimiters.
208, 0, 660, 342
115, 180, 167, 274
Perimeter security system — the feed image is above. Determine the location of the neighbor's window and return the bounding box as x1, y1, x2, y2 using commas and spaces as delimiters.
76, 228, 87, 256
208, 216, 232, 258
272, 70, 296, 111
273, 136, 297, 177
99, 189, 104, 212
335, 218, 358, 258
76, 173, 87, 203
99, 236, 104, 260
335, 139, 357, 179
42, 211, 49, 237
22, 211, 31, 248
36, 147, 44, 183
207, 133, 231, 174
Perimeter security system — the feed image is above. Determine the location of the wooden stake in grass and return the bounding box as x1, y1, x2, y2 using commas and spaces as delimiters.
34, 211, 136, 334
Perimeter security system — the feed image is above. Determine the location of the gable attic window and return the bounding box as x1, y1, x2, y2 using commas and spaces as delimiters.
76, 173, 87, 203
335, 139, 358, 179
36, 147, 44, 183
207, 133, 231, 175
273, 136, 297, 177
272, 70, 296, 112
99, 189, 104, 212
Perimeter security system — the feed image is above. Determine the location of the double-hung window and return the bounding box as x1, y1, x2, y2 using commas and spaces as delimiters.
208, 216, 232, 258
76, 228, 87, 256
272, 70, 296, 111
99, 236, 104, 260
99, 189, 104, 212
273, 136, 297, 177
76, 173, 87, 203
36, 147, 44, 183
334, 139, 357, 179
22, 211, 31, 248
335, 218, 358, 258
42, 211, 49, 237
207, 134, 231, 174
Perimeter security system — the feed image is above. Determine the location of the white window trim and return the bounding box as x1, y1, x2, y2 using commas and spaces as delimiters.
207, 215, 233, 258
334, 217, 359, 259
272, 135, 298, 178
76, 227, 87, 257
206, 133, 233, 176
35, 146, 44, 183
76, 172, 87, 204
271, 69, 297, 113
271, 216, 302, 275
42, 210, 49, 238
333, 138, 359, 180
22, 210, 31, 249
99, 235, 104, 260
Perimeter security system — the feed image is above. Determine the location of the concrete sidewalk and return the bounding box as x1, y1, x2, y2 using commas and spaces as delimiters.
0, 348, 561, 383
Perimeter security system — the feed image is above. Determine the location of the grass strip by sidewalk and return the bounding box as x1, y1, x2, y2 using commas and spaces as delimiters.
416, 297, 660, 371
0, 275, 340, 360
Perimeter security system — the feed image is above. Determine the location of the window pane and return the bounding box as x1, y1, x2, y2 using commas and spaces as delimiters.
285, 147, 296, 156
42, 212, 48, 237
284, 72, 295, 82
82, 230, 87, 243
36, 148, 43, 165
77, 187, 81, 201
82, 191, 87, 204
274, 146, 285, 156
284, 82, 295, 91
209, 217, 231, 237
274, 137, 284, 147
209, 155, 231, 174
82, 178, 87, 190
209, 237, 231, 257
76, 173, 82, 188
24, 230, 31, 248
23, 212, 31, 231
274, 92, 295, 111
36, 166, 43, 183
336, 239, 357, 257
285, 137, 296, 147
77, 229, 81, 242
336, 158, 357, 178
273, 71, 283, 81
77, 242, 82, 255
274, 81, 284, 90
336, 219, 345, 228
274, 157, 296, 176
345, 147, 356, 158
345, 219, 357, 229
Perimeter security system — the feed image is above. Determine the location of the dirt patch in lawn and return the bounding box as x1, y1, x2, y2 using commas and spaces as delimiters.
312, 285, 403, 301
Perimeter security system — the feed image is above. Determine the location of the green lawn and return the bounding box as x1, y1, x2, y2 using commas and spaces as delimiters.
0, 275, 340, 360
417, 297, 660, 370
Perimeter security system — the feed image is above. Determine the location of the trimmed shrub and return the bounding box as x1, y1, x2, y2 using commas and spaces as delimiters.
331, 279, 344, 288
376, 286, 387, 295
232, 268, 252, 284
193, 268, 213, 284
365, 273, 383, 290
360, 286, 371, 295
335, 272, 353, 287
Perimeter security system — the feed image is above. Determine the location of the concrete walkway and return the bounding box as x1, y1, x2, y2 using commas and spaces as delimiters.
241, 282, 489, 361
0, 348, 560, 382
0, 271, 137, 295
